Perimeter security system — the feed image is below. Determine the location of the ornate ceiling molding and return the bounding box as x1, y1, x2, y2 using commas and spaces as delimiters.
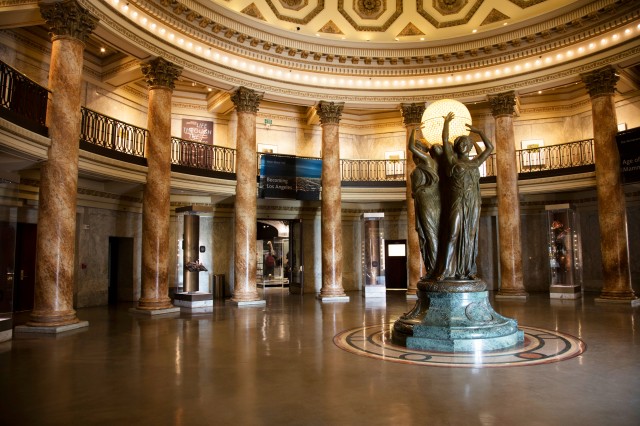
130, 0, 636, 72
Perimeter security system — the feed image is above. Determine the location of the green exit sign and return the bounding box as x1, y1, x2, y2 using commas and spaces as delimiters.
264, 119, 272, 125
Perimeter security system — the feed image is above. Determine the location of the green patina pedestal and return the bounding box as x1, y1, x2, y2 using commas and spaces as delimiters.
393, 279, 524, 352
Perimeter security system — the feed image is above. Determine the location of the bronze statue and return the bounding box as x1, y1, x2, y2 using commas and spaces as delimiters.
436, 112, 494, 280
408, 128, 440, 278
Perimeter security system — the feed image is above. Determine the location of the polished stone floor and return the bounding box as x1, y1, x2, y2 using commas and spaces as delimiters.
1, 290, 639, 425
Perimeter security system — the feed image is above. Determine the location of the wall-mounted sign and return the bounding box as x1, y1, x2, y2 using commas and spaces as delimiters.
181, 119, 213, 144
259, 154, 321, 200
617, 127, 640, 184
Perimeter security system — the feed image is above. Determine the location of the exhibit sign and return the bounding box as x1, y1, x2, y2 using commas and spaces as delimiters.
617, 127, 640, 184
259, 154, 321, 200
181, 119, 213, 144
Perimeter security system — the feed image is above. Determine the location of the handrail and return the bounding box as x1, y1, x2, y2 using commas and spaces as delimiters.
171, 136, 236, 173
80, 107, 147, 157
480, 139, 595, 177
340, 158, 405, 181
0, 60, 48, 135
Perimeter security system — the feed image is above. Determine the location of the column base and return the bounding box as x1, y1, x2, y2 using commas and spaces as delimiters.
550, 285, 582, 300
495, 291, 529, 301
227, 299, 266, 307
317, 294, 350, 303
129, 307, 181, 316
15, 320, 89, 335
136, 297, 174, 310
27, 309, 81, 327
595, 296, 640, 307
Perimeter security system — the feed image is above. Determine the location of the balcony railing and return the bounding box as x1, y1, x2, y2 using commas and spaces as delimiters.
171, 137, 236, 173
0, 60, 48, 136
80, 107, 147, 158
480, 139, 595, 178
0, 58, 598, 185
341, 158, 406, 182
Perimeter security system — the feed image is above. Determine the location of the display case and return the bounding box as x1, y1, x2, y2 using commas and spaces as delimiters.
361, 213, 385, 298
545, 204, 583, 299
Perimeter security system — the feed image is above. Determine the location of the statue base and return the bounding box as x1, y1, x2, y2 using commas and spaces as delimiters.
394, 279, 524, 352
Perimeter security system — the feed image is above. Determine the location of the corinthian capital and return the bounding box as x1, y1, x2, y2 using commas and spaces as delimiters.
140, 57, 183, 90
400, 103, 426, 126
316, 101, 344, 125
39, 0, 98, 43
489, 91, 517, 117
581, 66, 619, 99
230, 87, 263, 113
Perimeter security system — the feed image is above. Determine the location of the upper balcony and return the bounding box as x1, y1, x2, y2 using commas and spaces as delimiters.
0, 59, 606, 203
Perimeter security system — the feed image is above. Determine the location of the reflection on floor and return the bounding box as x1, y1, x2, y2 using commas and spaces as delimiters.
1, 290, 639, 425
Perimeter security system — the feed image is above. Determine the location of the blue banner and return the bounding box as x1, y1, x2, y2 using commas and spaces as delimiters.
259, 154, 321, 200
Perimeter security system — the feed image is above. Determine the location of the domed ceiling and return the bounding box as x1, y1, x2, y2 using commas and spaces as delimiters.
8, 0, 637, 109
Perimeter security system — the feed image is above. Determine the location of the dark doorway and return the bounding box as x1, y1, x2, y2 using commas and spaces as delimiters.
384, 239, 408, 289
108, 237, 134, 305
13, 223, 37, 312
0, 221, 16, 313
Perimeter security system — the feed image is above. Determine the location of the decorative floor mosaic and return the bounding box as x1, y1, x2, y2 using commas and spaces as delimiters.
333, 323, 586, 368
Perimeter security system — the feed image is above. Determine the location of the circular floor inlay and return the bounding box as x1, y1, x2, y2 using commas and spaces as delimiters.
333, 324, 586, 368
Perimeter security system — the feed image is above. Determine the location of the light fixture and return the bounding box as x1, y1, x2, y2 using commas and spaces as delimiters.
421, 99, 472, 144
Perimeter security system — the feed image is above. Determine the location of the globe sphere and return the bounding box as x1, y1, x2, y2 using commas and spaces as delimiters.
421, 99, 472, 144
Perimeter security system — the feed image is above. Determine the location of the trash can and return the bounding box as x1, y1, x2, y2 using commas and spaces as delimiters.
213, 274, 225, 299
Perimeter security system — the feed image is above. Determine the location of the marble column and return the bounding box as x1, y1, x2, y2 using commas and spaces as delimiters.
317, 101, 348, 301
400, 103, 426, 298
26, 1, 97, 329
230, 87, 265, 306
581, 66, 638, 305
490, 92, 528, 300
136, 58, 182, 312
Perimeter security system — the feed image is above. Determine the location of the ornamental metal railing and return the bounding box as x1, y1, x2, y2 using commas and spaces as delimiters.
171, 136, 236, 173
80, 107, 146, 157
340, 158, 406, 181
480, 139, 595, 178
0, 60, 48, 135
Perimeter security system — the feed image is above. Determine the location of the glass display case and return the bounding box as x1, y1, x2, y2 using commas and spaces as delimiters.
361, 213, 385, 298
545, 204, 582, 299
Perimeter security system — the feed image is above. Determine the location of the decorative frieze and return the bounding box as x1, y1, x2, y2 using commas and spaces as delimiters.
230, 86, 263, 113
140, 57, 182, 90
39, 0, 98, 43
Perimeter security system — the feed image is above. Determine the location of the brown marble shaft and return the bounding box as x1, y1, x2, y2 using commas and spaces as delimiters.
29, 37, 85, 326
232, 110, 260, 302
591, 95, 635, 300
404, 126, 422, 294
494, 114, 527, 296
138, 87, 173, 309
320, 122, 345, 297
400, 103, 426, 295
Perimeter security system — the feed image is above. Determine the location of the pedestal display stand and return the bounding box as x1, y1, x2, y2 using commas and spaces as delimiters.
361, 213, 386, 299
174, 292, 214, 313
